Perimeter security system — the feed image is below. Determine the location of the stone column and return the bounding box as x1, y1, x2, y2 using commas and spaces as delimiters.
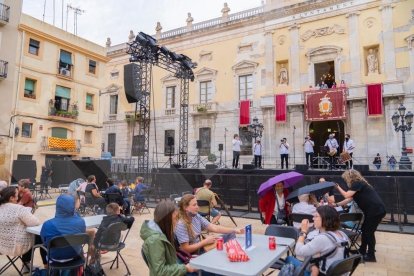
289, 24, 301, 91
346, 12, 361, 85
264, 31, 275, 93
380, 4, 397, 80
406, 35, 414, 79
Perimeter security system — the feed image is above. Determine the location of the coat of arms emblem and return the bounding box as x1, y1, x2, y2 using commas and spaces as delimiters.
319, 95, 333, 115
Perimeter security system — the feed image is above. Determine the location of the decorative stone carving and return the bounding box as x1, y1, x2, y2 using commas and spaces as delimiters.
221, 3, 230, 22
105, 37, 111, 47
128, 30, 135, 42
238, 43, 253, 53
301, 24, 345, 41
364, 17, 376, 29
232, 60, 258, 76
279, 64, 289, 85
277, 35, 286, 45
366, 48, 379, 74
156, 22, 162, 32
186, 12, 194, 30
406, 34, 414, 49
199, 51, 213, 62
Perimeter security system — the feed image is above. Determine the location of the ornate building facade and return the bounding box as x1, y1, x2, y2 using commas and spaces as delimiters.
103, 0, 414, 169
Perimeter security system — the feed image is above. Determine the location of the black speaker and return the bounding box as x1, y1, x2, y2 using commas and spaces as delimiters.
218, 144, 223, 151
170, 164, 181, 169
196, 140, 201, 149
295, 164, 308, 171
167, 136, 174, 146
354, 165, 369, 172
123, 63, 142, 103
243, 164, 255, 170
205, 164, 218, 170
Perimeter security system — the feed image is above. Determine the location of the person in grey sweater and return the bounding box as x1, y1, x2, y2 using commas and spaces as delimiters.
285, 205, 349, 276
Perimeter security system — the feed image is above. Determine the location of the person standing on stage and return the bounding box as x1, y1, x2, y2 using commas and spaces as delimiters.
324, 134, 339, 170
303, 135, 314, 168
279, 138, 289, 169
343, 134, 355, 169
232, 134, 242, 169
253, 139, 262, 169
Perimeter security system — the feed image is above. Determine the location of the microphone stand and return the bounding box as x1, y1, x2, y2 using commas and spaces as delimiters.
224, 128, 228, 168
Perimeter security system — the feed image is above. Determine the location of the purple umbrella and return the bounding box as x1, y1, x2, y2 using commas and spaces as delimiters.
257, 171, 304, 197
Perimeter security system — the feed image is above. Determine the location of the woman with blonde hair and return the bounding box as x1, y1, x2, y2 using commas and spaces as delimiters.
175, 194, 244, 254
335, 169, 385, 262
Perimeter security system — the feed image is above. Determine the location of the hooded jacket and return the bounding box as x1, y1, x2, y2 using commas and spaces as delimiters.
140, 220, 186, 276
40, 195, 86, 260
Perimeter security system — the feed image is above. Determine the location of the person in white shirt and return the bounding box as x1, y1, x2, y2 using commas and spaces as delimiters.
324, 134, 339, 170
232, 134, 242, 169
343, 134, 355, 169
303, 136, 315, 168
253, 139, 263, 169
279, 138, 289, 169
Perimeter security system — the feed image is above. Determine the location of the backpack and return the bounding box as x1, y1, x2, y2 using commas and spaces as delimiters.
310, 231, 350, 272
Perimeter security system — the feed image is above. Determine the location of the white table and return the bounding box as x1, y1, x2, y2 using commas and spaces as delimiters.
26, 214, 105, 235
190, 234, 295, 276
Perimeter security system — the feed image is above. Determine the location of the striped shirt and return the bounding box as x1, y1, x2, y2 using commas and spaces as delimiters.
174, 214, 210, 245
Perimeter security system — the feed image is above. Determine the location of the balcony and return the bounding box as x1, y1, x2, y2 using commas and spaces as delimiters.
57, 63, 73, 79
125, 111, 140, 123
0, 60, 8, 79
0, 3, 10, 25
41, 136, 81, 155
48, 101, 79, 121
165, 108, 176, 116
190, 102, 218, 115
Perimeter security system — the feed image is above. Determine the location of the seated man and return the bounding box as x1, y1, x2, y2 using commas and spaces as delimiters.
40, 194, 95, 264
195, 179, 221, 224
105, 179, 130, 215
84, 175, 106, 213
133, 177, 149, 207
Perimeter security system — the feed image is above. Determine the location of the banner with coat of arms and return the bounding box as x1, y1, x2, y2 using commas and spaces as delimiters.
304, 88, 347, 121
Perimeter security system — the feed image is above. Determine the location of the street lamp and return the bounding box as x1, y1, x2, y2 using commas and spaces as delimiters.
391, 103, 413, 170
248, 116, 264, 142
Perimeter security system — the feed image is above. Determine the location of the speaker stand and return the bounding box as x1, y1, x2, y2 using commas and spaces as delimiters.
218, 150, 224, 168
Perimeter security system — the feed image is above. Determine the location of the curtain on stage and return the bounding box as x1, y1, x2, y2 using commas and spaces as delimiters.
367, 83, 383, 116
275, 94, 287, 122
239, 100, 250, 125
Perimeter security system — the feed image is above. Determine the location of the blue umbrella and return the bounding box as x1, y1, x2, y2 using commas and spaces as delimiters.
286, 181, 335, 203
257, 171, 304, 197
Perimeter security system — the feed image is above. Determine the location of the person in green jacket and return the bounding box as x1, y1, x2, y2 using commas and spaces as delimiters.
141, 201, 197, 276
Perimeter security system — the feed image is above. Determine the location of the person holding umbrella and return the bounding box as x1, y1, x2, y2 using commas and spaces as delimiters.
335, 169, 385, 262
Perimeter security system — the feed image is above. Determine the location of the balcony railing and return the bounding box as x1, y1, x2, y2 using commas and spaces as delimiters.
165, 108, 176, 116
0, 60, 8, 79
191, 102, 218, 114
41, 136, 81, 153
48, 102, 79, 120
57, 63, 73, 79
0, 3, 10, 25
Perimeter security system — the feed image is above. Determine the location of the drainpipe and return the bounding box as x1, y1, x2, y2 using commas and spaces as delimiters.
9, 30, 25, 184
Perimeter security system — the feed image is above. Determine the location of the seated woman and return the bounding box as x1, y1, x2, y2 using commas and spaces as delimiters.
0, 186, 47, 272
18, 179, 35, 208
259, 181, 290, 225
291, 194, 317, 228
174, 194, 244, 255
140, 201, 197, 276
286, 205, 349, 276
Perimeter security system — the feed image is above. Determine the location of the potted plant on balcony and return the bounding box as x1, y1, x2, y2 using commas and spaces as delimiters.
207, 153, 217, 163
197, 105, 207, 112
86, 103, 94, 111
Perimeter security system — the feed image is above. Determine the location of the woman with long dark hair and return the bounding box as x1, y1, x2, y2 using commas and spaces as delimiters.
140, 201, 197, 276
335, 169, 385, 262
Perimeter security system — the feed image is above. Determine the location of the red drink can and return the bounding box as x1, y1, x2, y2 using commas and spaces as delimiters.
269, 236, 276, 250
216, 237, 224, 251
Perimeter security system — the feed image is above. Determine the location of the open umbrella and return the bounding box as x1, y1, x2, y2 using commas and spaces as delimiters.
257, 172, 304, 197
286, 181, 335, 203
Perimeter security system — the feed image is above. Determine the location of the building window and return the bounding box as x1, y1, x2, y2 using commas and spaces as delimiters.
239, 74, 253, 101
166, 86, 175, 109
54, 85, 71, 111
132, 135, 145, 156
200, 81, 213, 104
108, 133, 116, 157
88, 59, 97, 74
86, 93, 94, 111
21, 123, 33, 138
17, 154, 33, 160
28, 39, 40, 56
164, 130, 175, 156
239, 126, 252, 155
110, 95, 118, 114
110, 71, 119, 79
51, 127, 68, 139
24, 78, 36, 99
59, 50, 73, 77
84, 130, 92, 144
199, 127, 211, 156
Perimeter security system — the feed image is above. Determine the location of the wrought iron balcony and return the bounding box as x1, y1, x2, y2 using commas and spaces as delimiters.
48, 102, 79, 120
41, 136, 81, 154
0, 3, 10, 25
0, 60, 8, 79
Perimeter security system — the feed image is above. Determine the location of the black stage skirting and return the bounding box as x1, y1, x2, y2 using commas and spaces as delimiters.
152, 168, 414, 215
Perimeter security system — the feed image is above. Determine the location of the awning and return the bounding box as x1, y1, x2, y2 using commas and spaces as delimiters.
55, 86, 70, 99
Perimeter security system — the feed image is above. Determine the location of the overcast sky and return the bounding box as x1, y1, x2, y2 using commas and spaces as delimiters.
22, 0, 263, 46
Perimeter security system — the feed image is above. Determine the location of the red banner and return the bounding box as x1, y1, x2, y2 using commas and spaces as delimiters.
239, 100, 250, 125
367, 83, 383, 116
304, 88, 347, 121
275, 94, 287, 122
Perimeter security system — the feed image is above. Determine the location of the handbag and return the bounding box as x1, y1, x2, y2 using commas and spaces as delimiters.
176, 248, 193, 264
275, 193, 287, 224
85, 262, 104, 276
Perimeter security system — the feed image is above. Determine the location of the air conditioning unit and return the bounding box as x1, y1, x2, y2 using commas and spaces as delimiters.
60, 68, 71, 77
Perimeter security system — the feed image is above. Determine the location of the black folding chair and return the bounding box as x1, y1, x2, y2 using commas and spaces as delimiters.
96, 221, 134, 275
30, 233, 90, 275
0, 254, 26, 276
339, 212, 364, 252
325, 254, 362, 276
197, 200, 211, 222
289, 213, 314, 227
